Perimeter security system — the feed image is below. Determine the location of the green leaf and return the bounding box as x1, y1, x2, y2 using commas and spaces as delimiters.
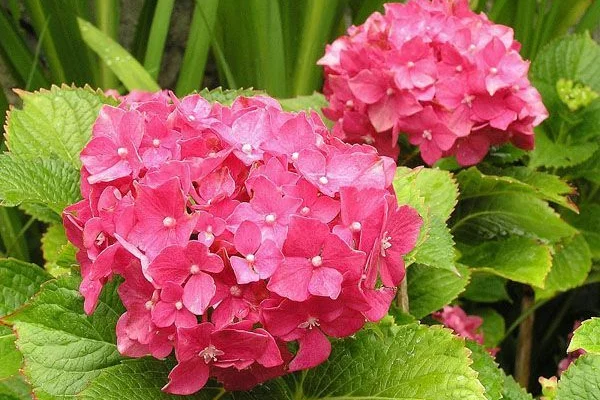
5, 86, 116, 168
568, 317, 600, 354
563, 204, 600, 260
459, 237, 553, 288
485, 166, 577, 212
198, 87, 262, 105
407, 263, 470, 319
78, 359, 223, 400
535, 234, 592, 300
472, 308, 505, 348
278, 92, 328, 114
240, 322, 486, 400
453, 168, 576, 243
78, 18, 160, 92
462, 273, 511, 303
502, 375, 533, 400
18, 203, 62, 224
0, 375, 33, 400
529, 126, 598, 169
563, 149, 600, 185
465, 341, 503, 400
0, 325, 22, 380
0, 258, 51, 317
4, 276, 125, 398
41, 224, 76, 276
0, 155, 81, 215
556, 354, 600, 400
395, 167, 459, 273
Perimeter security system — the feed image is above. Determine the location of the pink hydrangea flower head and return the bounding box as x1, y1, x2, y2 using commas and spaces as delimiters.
433, 305, 498, 356
65, 91, 422, 393
319, 0, 548, 166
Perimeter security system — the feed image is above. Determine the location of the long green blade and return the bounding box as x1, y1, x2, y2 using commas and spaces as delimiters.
143, 0, 175, 80
0, 8, 48, 89
95, 0, 120, 89
131, 0, 158, 62
78, 18, 160, 92
576, 0, 600, 32
175, 0, 220, 96
0, 208, 30, 261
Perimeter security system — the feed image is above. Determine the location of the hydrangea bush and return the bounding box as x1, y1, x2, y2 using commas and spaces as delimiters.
319, 0, 548, 165
0, 1, 599, 399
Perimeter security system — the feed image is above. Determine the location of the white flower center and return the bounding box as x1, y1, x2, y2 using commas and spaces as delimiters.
144, 300, 154, 310
319, 176, 329, 185
345, 99, 354, 108
241, 143, 253, 154
230, 285, 242, 297
198, 345, 224, 364
190, 264, 200, 274
292, 152, 299, 161
386, 88, 395, 96
462, 94, 475, 107
174, 301, 183, 310
117, 147, 128, 158
245, 254, 256, 263
455, 65, 463, 72
95, 232, 106, 247
422, 130, 433, 141
265, 214, 276, 224
187, 115, 196, 121
300, 206, 310, 215
381, 233, 393, 257
298, 316, 320, 329
152, 138, 160, 147
350, 221, 362, 232
311, 255, 323, 267
489, 67, 498, 75
407, 61, 415, 68
163, 216, 177, 227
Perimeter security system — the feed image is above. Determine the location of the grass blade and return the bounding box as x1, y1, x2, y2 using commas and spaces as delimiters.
351, 0, 386, 24
143, 0, 175, 80
0, 8, 48, 89
95, 0, 120, 89
175, 0, 219, 96
131, 0, 158, 62
514, 0, 536, 57
0, 208, 30, 261
292, 0, 345, 96
78, 18, 160, 91
576, 0, 600, 32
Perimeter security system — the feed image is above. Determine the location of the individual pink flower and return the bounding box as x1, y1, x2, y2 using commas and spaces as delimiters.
433, 305, 485, 345
151, 282, 197, 328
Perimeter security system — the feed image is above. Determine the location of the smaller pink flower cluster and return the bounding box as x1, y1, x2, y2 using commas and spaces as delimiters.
433, 305, 498, 355
557, 320, 586, 375
319, 0, 548, 165
64, 92, 422, 394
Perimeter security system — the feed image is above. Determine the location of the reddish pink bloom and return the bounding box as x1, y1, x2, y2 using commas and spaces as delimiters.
558, 321, 587, 375
151, 282, 197, 328
433, 305, 485, 345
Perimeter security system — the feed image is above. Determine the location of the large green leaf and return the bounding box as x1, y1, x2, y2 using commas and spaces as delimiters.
238, 322, 486, 400
78, 18, 160, 92
529, 126, 598, 169
568, 317, 600, 354
198, 87, 262, 105
563, 149, 600, 185
0, 155, 81, 215
453, 168, 576, 243
472, 308, 505, 349
465, 341, 503, 400
556, 354, 600, 400
0, 325, 21, 380
462, 273, 510, 304
4, 276, 125, 398
535, 234, 592, 300
0, 375, 33, 400
459, 238, 552, 288
278, 92, 328, 114
563, 204, 600, 260
502, 375, 533, 400
4, 86, 116, 168
0, 258, 51, 317
407, 263, 470, 319
77, 359, 223, 400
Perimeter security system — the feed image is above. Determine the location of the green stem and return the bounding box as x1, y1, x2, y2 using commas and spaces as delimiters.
539, 292, 575, 350
515, 288, 535, 389
502, 297, 549, 342
398, 278, 410, 313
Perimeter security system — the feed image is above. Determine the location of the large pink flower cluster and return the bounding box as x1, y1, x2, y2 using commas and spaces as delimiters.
318, 0, 548, 165
63, 92, 422, 394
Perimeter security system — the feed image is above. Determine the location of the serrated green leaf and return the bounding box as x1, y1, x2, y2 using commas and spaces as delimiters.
568, 317, 600, 354
556, 354, 600, 400
198, 87, 262, 105
535, 234, 592, 300
5, 86, 116, 168
0, 375, 33, 400
465, 341, 503, 400
453, 168, 576, 243
18, 203, 62, 224
41, 224, 76, 276
407, 263, 470, 319
472, 308, 505, 349
410, 167, 459, 222
0, 258, 51, 317
4, 276, 125, 398
239, 322, 486, 400
279, 92, 328, 114
78, 18, 160, 92
502, 375, 533, 400
0, 155, 81, 215
563, 149, 600, 185
462, 273, 511, 303
411, 215, 457, 273
77, 359, 223, 400
459, 238, 552, 288
0, 325, 21, 380
563, 204, 600, 260
529, 127, 599, 169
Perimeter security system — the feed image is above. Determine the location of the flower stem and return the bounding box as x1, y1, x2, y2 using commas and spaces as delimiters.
515, 287, 535, 389
398, 278, 410, 313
